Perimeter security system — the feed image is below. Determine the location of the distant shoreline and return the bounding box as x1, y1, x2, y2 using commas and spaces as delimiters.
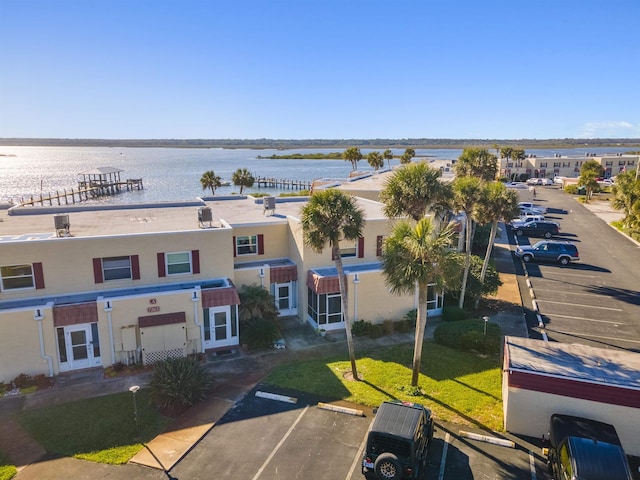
1, 138, 639, 150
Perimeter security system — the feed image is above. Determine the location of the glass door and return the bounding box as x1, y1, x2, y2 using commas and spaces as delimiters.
203, 306, 238, 349
274, 281, 297, 316
57, 323, 101, 371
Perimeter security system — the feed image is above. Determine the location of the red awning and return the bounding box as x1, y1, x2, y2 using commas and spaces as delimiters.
306, 270, 344, 295
138, 312, 186, 328
202, 286, 240, 308
270, 265, 298, 283
53, 302, 98, 327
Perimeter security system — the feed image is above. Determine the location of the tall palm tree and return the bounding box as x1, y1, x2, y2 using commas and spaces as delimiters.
451, 176, 484, 309
474, 182, 519, 294
301, 189, 365, 380
383, 149, 393, 169
367, 151, 384, 171
342, 147, 363, 171
380, 218, 456, 386
232, 168, 255, 194
454, 148, 498, 182
612, 171, 640, 229
200, 170, 222, 196
380, 162, 447, 222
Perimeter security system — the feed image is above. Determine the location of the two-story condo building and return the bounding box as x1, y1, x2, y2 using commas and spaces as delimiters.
0, 191, 444, 382
499, 153, 638, 180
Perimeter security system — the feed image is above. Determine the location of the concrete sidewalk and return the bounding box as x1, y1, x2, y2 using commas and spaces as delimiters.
2, 232, 527, 478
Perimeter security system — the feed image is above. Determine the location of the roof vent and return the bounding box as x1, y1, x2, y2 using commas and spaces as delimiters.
198, 207, 213, 228
54, 214, 70, 237
263, 196, 276, 216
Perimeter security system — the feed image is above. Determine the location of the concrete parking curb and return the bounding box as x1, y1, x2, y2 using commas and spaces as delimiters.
459, 430, 516, 448
317, 402, 364, 417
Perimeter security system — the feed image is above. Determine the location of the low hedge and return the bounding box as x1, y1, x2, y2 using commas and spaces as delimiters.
442, 305, 467, 322
433, 319, 502, 355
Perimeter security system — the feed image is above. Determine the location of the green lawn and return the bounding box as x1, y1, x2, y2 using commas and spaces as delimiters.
17, 389, 170, 464
266, 341, 504, 431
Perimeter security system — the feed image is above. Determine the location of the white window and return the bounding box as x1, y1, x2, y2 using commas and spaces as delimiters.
236, 235, 258, 256
166, 252, 192, 275
1, 264, 34, 291
338, 240, 357, 258
102, 256, 132, 281
307, 288, 343, 326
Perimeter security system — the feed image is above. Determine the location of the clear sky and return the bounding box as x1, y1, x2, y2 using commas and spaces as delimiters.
1, 0, 639, 140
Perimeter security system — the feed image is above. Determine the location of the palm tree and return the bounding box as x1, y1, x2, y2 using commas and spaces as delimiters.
380, 162, 447, 222
232, 168, 255, 194
200, 170, 222, 195
612, 171, 640, 229
380, 218, 456, 386
451, 176, 484, 309
367, 151, 384, 171
454, 148, 498, 182
342, 147, 363, 171
474, 182, 519, 306
301, 189, 365, 380
383, 149, 393, 169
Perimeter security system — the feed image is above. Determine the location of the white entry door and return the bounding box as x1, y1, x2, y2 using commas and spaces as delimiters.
57, 323, 102, 372
203, 306, 238, 349
274, 281, 297, 316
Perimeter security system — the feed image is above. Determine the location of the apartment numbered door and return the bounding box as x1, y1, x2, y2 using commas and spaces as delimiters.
57, 323, 102, 372
203, 306, 238, 349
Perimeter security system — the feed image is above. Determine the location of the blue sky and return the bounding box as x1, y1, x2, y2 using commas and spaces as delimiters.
1, 0, 639, 140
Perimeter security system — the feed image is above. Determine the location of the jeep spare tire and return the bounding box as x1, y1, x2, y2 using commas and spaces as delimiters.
374, 453, 402, 480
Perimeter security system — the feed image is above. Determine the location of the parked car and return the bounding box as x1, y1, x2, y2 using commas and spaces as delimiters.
546, 414, 633, 480
518, 202, 548, 214
513, 221, 559, 238
527, 178, 543, 185
505, 182, 528, 189
362, 401, 434, 480
514, 240, 579, 265
519, 206, 546, 217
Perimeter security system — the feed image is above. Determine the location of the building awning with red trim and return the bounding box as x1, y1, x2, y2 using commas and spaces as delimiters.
53, 302, 98, 327
306, 270, 344, 295
270, 265, 298, 283
138, 312, 186, 328
202, 286, 240, 308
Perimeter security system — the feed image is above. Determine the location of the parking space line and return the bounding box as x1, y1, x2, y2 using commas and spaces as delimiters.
531, 288, 614, 298
541, 272, 598, 279
346, 427, 370, 480
251, 405, 309, 480
535, 299, 622, 311
548, 330, 640, 344
529, 451, 537, 480
438, 432, 450, 480
548, 313, 627, 325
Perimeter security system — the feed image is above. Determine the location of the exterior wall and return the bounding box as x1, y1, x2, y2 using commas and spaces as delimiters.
499, 154, 639, 180
503, 382, 640, 457
234, 265, 269, 290
232, 223, 290, 264
0, 228, 234, 301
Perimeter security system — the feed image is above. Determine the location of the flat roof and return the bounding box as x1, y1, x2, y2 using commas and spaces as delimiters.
0, 195, 388, 242
504, 337, 640, 390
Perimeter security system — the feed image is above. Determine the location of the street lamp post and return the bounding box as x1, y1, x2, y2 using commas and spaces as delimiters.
129, 385, 140, 432
483, 316, 489, 336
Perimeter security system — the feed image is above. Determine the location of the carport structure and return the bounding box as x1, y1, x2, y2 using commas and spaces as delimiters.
502, 336, 640, 457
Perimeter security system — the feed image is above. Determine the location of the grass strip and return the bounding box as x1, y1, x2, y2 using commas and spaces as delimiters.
17, 389, 170, 464
266, 341, 503, 431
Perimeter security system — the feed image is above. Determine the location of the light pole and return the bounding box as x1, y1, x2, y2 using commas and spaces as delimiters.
129, 385, 140, 432
483, 316, 489, 336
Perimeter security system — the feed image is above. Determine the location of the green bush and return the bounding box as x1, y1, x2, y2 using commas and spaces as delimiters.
382, 319, 395, 335
433, 319, 502, 355
564, 184, 579, 194
149, 357, 212, 415
351, 319, 370, 337
394, 319, 412, 334
241, 317, 281, 351
367, 323, 385, 339
442, 305, 467, 322
402, 309, 417, 328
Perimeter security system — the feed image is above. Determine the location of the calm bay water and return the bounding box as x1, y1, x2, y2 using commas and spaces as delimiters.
0, 146, 631, 204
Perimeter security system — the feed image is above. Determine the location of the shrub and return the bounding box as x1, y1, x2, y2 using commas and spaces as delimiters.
394, 319, 412, 334
402, 309, 417, 328
149, 357, 212, 415
442, 305, 467, 322
367, 323, 385, 339
241, 317, 281, 351
564, 184, 579, 194
351, 319, 370, 337
382, 319, 395, 335
13, 373, 31, 389
433, 319, 502, 355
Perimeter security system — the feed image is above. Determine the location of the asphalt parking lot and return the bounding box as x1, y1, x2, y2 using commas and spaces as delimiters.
172, 385, 551, 480
512, 186, 640, 352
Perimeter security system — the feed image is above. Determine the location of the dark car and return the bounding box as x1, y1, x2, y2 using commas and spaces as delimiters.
362, 401, 434, 480
514, 240, 579, 265
546, 414, 633, 480
513, 220, 560, 238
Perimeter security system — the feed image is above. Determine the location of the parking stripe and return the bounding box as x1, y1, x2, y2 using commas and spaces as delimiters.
346, 427, 370, 480
438, 432, 450, 480
541, 272, 598, 278
548, 313, 627, 325
534, 299, 622, 311
529, 451, 537, 480
548, 330, 640, 344
251, 405, 309, 480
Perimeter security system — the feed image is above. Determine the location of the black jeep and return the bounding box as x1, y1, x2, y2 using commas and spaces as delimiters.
362, 401, 434, 480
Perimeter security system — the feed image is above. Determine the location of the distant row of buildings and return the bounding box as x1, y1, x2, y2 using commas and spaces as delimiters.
499, 153, 638, 180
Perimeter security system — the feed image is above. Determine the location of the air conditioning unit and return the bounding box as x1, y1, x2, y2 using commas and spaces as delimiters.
263, 196, 276, 216
54, 214, 70, 237
198, 206, 213, 227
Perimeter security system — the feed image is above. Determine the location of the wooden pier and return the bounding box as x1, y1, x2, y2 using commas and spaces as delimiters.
254, 176, 311, 190
18, 167, 143, 207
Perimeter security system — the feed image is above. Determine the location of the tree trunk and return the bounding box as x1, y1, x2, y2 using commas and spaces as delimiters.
476, 220, 499, 310
334, 247, 359, 381
458, 216, 473, 309
411, 283, 429, 386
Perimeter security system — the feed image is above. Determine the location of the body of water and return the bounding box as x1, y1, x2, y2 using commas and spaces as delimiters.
0, 146, 633, 204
